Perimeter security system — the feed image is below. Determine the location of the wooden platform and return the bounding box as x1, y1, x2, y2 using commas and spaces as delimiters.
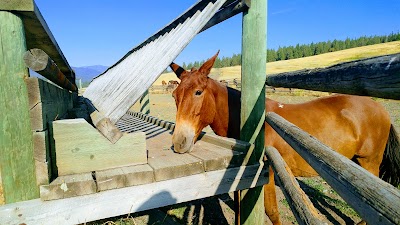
1, 112, 268, 224
39, 112, 261, 200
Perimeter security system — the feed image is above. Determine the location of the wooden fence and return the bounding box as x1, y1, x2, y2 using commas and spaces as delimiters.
264, 53, 400, 224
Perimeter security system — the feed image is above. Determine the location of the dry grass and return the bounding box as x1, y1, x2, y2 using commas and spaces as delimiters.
154, 41, 400, 85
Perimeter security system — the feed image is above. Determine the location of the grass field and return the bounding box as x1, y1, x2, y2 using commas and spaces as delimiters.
154, 41, 400, 85
87, 42, 400, 225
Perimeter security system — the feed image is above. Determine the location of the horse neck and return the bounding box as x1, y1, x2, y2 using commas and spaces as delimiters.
208, 80, 241, 139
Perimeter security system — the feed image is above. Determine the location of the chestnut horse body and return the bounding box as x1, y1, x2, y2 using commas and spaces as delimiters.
170, 52, 400, 225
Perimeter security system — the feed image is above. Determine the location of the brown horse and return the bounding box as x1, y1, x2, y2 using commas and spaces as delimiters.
170, 52, 400, 224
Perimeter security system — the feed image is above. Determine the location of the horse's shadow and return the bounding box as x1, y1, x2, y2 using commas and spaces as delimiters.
160, 193, 234, 225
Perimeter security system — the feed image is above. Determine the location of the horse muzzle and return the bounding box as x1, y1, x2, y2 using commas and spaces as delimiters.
172, 122, 195, 153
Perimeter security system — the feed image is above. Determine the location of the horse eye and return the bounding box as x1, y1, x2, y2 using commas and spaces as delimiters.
195, 90, 202, 96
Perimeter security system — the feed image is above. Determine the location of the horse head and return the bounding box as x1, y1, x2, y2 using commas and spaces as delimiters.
169, 51, 223, 153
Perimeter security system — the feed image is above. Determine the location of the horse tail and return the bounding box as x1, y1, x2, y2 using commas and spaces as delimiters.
379, 124, 400, 187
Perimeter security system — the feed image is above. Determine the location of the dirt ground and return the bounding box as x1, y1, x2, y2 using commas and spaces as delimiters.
88, 90, 399, 225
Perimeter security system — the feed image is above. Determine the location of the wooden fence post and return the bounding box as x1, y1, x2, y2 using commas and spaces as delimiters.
0, 11, 39, 204
140, 90, 150, 114
238, 0, 267, 224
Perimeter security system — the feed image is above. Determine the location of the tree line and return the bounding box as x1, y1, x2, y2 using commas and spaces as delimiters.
175, 32, 400, 71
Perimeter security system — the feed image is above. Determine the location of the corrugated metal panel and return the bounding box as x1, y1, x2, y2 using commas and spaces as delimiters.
84, 0, 227, 124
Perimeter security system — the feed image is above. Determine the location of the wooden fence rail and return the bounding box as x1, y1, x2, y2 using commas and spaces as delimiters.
265, 146, 325, 225
265, 112, 400, 225
266, 53, 400, 100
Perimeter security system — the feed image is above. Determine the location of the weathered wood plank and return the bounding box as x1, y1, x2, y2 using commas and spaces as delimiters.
26, 77, 74, 131
0, 163, 268, 225
96, 164, 154, 192
33, 131, 51, 185
53, 119, 147, 176
0, 0, 33, 11
0, 11, 39, 203
239, 0, 267, 223
190, 141, 246, 171
266, 112, 400, 225
39, 173, 96, 201
266, 53, 400, 100
265, 146, 325, 225
85, 98, 123, 144
24, 48, 77, 92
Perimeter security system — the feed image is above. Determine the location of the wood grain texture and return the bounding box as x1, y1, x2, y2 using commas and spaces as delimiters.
239, 0, 267, 223
266, 53, 400, 100
39, 173, 96, 201
33, 131, 51, 185
0, 163, 268, 225
265, 147, 325, 225
26, 77, 74, 131
53, 119, 147, 175
96, 164, 154, 191
0, 0, 33, 11
0, 11, 39, 203
24, 49, 77, 91
266, 112, 400, 225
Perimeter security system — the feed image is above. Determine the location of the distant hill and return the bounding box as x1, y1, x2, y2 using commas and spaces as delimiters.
29, 65, 108, 84
73, 65, 108, 83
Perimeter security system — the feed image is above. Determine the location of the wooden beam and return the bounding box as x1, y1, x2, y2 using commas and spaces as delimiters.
239, 0, 267, 224
265, 112, 400, 225
200, 0, 248, 33
4, 2, 76, 85
26, 77, 74, 131
24, 49, 77, 92
265, 147, 325, 225
53, 119, 147, 176
0, 0, 33, 11
266, 53, 400, 100
0, 11, 39, 203
85, 98, 123, 143
0, 163, 268, 225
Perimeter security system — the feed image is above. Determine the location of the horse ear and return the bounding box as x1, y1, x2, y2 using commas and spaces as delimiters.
199, 50, 219, 76
170, 63, 187, 79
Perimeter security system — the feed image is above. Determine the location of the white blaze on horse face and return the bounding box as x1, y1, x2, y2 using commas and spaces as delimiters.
172, 120, 196, 153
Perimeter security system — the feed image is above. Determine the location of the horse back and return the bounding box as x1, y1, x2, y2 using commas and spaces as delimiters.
265, 94, 391, 176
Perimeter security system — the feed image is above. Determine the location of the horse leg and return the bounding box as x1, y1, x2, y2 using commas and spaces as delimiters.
264, 166, 282, 225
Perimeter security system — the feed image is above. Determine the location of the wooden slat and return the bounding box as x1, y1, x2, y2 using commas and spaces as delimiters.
26, 77, 74, 131
96, 164, 154, 192
266, 112, 400, 225
190, 141, 246, 171
265, 146, 325, 225
147, 131, 204, 181
39, 173, 96, 201
0, 163, 268, 225
53, 119, 147, 176
266, 53, 400, 100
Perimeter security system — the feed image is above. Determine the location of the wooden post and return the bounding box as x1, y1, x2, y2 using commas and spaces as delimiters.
238, 0, 267, 224
140, 90, 150, 114
0, 11, 39, 203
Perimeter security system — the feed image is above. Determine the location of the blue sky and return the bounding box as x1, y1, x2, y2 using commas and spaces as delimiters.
35, 0, 400, 67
